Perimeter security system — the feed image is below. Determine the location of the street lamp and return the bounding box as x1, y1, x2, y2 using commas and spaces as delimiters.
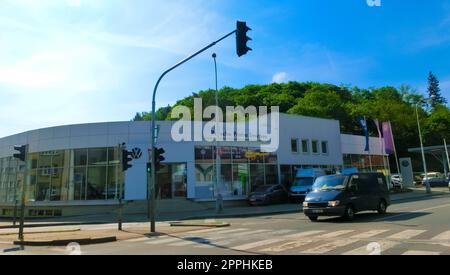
212, 53, 223, 213
415, 96, 435, 194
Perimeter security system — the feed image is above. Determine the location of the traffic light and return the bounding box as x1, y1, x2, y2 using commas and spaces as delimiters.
146, 162, 151, 174
13, 145, 27, 162
121, 149, 133, 171
236, 21, 252, 57
154, 147, 166, 171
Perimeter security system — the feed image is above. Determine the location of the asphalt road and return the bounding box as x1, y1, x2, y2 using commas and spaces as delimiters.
2, 192, 450, 255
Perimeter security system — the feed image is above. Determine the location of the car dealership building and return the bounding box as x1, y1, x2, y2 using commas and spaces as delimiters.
0, 113, 387, 217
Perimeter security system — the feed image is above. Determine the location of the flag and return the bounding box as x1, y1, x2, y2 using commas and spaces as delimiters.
382, 122, 395, 154
374, 119, 384, 154
358, 117, 370, 152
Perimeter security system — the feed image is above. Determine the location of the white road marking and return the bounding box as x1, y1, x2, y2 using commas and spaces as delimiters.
183, 227, 239, 235
145, 237, 181, 245
280, 230, 325, 239
260, 239, 315, 253
402, 250, 440, 255
261, 230, 355, 253
431, 230, 450, 241
198, 228, 248, 237
342, 240, 400, 255
175, 229, 271, 248
302, 239, 361, 254
387, 230, 427, 240
193, 229, 295, 249
231, 239, 283, 251
350, 230, 390, 239
124, 237, 150, 243
317, 230, 355, 238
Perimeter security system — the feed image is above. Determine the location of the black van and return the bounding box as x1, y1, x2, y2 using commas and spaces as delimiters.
303, 173, 391, 221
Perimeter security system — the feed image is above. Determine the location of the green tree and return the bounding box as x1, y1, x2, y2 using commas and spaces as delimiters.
423, 105, 450, 144
428, 72, 447, 108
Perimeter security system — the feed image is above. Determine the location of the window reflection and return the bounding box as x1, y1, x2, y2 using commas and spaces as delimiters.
0, 147, 124, 202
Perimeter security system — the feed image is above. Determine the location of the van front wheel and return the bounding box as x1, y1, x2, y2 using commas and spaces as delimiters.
343, 205, 355, 221
377, 200, 387, 214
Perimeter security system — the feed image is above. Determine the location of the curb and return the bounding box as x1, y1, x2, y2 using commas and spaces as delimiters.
181, 208, 302, 221
170, 221, 230, 227
13, 236, 117, 247
0, 228, 80, 236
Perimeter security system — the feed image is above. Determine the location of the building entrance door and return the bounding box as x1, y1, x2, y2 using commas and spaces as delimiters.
156, 163, 187, 199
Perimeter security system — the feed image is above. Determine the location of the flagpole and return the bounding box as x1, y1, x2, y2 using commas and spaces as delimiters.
389, 122, 401, 180
365, 117, 373, 172
375, 119, 388, 181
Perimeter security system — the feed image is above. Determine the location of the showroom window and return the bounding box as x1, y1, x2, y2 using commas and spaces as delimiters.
321, 141, 329, 155
291, 139, 299, 153
312, 140, 319, 154
301, 139, 309, 154
0, 147, 125, 202
194, 146, 279, 200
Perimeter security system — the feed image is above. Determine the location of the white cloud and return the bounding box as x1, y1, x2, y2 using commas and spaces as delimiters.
66, 0, 81, 7
272, 72, 288, 83
0, 0, 229, 138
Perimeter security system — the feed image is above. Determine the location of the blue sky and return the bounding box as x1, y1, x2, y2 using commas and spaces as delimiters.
1, 0, 450, 137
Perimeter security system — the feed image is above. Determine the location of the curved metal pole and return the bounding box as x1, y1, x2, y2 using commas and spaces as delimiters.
415, 103, 431, 194
149, 30, 236, 233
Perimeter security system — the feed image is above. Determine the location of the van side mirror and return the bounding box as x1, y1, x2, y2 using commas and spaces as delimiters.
348, 184, 357, 192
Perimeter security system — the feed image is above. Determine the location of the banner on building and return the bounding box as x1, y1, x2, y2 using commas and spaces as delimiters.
358, 117, 370, 152
382, 122, 395, 155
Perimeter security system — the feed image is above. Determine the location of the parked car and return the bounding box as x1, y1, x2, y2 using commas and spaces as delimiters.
248, 184, 289, 206
303, 173, 391, 222
422, 172, 448, 187
391, 174, 403, 189
289, 168, 326, 201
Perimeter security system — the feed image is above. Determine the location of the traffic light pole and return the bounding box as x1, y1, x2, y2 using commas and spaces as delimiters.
17, 145, 28, 248
118, 144, 124, 231
150, 30, 237, 233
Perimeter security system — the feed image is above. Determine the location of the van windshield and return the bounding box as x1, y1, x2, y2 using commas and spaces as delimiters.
293, 177, 314, 187
312, 175, 348, 191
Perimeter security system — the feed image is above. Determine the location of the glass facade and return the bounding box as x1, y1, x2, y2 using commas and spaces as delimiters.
195, 146, 279, 200
156, 163, 187, 199
343, 154, 389, 172
0, 147, 124, 203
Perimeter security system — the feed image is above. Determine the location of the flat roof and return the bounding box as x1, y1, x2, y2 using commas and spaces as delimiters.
408, 145, 450, 155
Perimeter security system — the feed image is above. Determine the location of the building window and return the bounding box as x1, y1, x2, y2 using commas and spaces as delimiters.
321, 141, 329, 155
312, 140, 319, 154
301, 139, 309, 154
291, 139, 299, 153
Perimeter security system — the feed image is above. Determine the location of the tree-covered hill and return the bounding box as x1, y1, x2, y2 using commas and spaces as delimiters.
133, 81, 450, 171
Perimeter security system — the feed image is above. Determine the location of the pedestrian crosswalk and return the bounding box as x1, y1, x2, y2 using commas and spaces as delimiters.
140, 227, 450, 255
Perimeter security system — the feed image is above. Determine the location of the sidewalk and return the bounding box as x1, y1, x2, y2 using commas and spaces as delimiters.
0, 222, 214, 247
0, 188, 448, 247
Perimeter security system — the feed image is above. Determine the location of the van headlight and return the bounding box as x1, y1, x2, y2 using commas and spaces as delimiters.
303, 202, 309, 208
328, 201, 340, 207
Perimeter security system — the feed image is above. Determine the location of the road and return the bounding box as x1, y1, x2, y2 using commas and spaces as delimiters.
2, 193, 450, 255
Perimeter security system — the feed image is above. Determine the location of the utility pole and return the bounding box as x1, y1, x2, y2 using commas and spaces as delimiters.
415, 103, 431, 194
444, 139, 450, 179
149, 22, 252, 233
212, 53, 223, 214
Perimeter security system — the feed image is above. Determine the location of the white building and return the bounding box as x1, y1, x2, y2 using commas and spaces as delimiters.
0, 114, 387, 217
